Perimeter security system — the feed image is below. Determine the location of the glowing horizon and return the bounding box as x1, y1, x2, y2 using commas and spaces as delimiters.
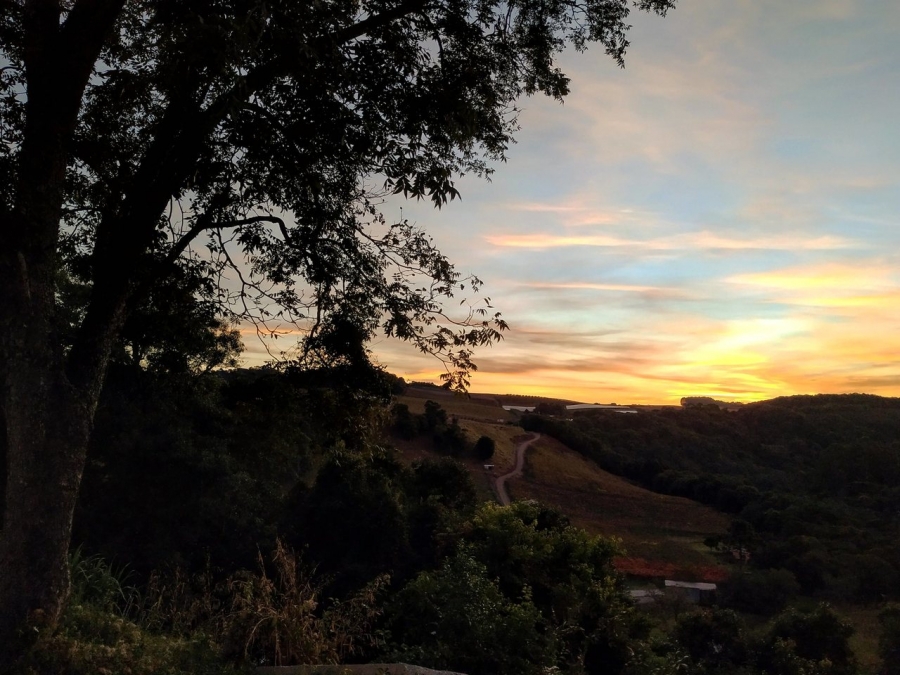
242, 1, 900, 405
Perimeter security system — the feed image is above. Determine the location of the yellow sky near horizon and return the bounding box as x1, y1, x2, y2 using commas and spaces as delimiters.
240, 1, 900, 405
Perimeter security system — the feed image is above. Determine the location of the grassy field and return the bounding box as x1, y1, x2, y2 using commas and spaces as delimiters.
396, 389, 515, 423
508, 435, 730, 580
390, 412, 523, 503
395, 390, 731, 579
392, 415, 730, 581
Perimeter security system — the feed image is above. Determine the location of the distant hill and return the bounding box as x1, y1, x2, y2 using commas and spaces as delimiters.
522, 392, 900, 604
488, 393, 583, 407
681, 396, 744, 410
756, 391, 900, 410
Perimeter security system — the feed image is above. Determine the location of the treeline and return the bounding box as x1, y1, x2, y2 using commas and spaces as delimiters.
523, 394, 900, 605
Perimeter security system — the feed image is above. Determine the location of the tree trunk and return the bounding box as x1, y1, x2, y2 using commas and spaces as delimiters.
0, 1, 125, 663
0, 359, 94, 659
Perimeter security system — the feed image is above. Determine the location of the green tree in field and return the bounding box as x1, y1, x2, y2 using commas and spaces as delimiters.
474, 435, 496, 460
422, 400, 449, 432
433, 418, 468, 456
385, 550, 556, 675
390, 402, 419, 440
458, 501, 640, 673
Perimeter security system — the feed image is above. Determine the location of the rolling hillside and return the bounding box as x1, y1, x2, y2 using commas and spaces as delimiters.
392, 390, 729, 582
507, 434, 729, 581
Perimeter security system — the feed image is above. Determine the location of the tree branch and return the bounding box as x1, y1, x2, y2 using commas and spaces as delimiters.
60, 0, 127, 59
165, 214, 287, 267
329, 0, 430, 46
71, 0, 435, 392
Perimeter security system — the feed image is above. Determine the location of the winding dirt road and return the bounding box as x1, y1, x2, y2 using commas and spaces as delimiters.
495, 432, 541, 506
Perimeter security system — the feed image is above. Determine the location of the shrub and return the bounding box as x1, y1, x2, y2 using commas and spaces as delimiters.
721, 569, 800, 616
474, 435, 496, 461
760, 604, 857, 675
18, 603, 236, 675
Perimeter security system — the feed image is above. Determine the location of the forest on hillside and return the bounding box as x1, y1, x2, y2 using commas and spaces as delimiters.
8, 359, 900, 674
523, 395, 900, 609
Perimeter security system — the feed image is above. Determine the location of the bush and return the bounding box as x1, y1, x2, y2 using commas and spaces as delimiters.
721, 569, 800, 616
878, 604, 900, 674
18, 604, 236, 675
674, 608, 749, 671
761, 604, 857, 675
384, 550, 555, 675
433, 421, 467, 456
474, 435, 496, 461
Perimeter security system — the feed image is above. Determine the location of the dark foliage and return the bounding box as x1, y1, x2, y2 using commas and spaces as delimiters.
473, 435, 496, 460
524, 394, 900, 602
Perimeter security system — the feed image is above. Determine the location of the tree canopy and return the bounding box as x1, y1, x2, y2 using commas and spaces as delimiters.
3, 0, 671, 386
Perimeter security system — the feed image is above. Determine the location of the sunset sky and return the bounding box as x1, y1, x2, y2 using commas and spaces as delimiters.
251, 1, 900, 404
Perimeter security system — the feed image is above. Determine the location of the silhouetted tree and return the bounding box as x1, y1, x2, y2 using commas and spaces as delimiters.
474, 435, 496, 461
0, 0, 674, 656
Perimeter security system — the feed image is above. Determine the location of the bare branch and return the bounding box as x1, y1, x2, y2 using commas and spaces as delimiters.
165, 214, 286, 267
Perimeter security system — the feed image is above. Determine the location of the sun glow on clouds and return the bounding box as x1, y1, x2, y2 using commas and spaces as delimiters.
726, 264, 900, 314
486, 231, 852, 252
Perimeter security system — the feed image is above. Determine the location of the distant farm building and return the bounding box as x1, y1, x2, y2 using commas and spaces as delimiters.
566, 404, 637, 414
664, 580, 717, 605
502, 403, 639, 414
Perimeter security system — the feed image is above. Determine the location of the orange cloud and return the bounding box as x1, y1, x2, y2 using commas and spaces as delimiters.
486, 231, 853, 251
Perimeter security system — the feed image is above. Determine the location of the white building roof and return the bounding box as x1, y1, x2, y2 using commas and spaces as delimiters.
566, 404, 637, 413
665, 580, 717, 591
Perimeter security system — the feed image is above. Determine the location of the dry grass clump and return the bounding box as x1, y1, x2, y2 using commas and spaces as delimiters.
20, 540, 385, 673
223, 540, 387, 665
142, 539, 387, 666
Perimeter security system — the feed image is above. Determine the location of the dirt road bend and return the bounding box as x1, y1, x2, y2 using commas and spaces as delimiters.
495, 432, 541, 506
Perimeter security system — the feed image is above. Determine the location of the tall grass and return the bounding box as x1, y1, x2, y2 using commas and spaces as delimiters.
15, 549, 232, 675
140, 539, 388, 666
68, 545, 141, 616
18, 541, 384, 673
224, 540, 388, 665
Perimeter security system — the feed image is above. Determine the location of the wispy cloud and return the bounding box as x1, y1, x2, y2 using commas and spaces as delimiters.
486, 231, 854, 251
726, 262, 900, 309
523, 282, 666, 293
727, 263, 898, 291
237, 1, 900, 405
